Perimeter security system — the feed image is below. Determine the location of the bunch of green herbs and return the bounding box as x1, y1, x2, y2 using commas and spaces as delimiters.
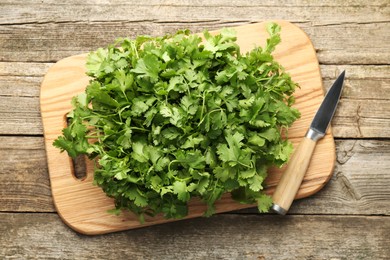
54, 23, 300, 222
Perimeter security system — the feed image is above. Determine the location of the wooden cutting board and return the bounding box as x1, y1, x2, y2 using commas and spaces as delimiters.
40, 20, 335, 235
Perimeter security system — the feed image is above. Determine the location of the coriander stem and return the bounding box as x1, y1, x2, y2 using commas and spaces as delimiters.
168, 160, 178, 173
197, 108, 224, 127
85, 135, 100, 138
122, 90, 129, 102
129, 127, 150, 132
237, 160, 252, 169
199, 91, 206, 120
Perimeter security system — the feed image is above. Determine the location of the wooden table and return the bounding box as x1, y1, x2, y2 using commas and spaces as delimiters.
1, 1, 389, 259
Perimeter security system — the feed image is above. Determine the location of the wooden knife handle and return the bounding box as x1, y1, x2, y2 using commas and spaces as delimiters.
271, 135, 317, 215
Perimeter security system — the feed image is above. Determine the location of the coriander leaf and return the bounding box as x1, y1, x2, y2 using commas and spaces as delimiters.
181, 135, 204, 149
161, 127, 181, 140
115, 69, 134, 93
248, 135, 266, 147
173, 181, 190, 202
131, 100, 149, 116
125, 188, 149, 207
86, 81, 119, 108
217, 131, 244, 165
258, 128, 280, 142
53, 137, 77, 158
257, 194, 273, 213
131, 54, 161, 83
265, 23, 281, 53
248, 174, 264, 192
86, 48, 109, 78
131, 142, 148, 163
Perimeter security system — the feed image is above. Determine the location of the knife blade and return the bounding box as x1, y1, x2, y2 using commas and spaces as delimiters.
271, 71, 345, 215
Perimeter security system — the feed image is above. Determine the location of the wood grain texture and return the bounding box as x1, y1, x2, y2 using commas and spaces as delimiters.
1, 213, 389, 259
0, 1, 389, 64
0, 136, 55, 212
40, 20, 337, 234
1, 21, 389, 65
2, 1, 389, 26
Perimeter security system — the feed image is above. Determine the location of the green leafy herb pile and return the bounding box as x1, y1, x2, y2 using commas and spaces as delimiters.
54, 22, 300, 222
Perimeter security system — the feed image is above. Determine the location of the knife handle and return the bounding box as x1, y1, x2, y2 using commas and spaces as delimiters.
272, 130, 321, 215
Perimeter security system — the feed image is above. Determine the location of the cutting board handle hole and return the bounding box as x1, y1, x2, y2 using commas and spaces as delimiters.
65, 114, 88, 181
72, 154, 87, 180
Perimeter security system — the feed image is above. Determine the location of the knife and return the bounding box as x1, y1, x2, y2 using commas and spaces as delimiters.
271, 71, 346, 215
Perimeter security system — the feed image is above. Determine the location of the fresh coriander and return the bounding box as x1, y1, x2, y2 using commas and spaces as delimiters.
54, 23, 300, 222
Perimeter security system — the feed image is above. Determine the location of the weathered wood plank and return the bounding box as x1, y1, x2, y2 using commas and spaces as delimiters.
285, 139, 390, 215
0, 62, 48, 135
1, 0, 389, 63
1, 1, 389, 25
1, 136, 389, 216
3, 0, 389, 7
0, 96, 43, 135
0, 213, 389, 259
333, 99, 390, 138
0, 62, 51, 77
1, 21, 389, 64
321, 65, 390, 99
321, 65, 390, 138
0, 76, 41, 97
0, 137, 54, 212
